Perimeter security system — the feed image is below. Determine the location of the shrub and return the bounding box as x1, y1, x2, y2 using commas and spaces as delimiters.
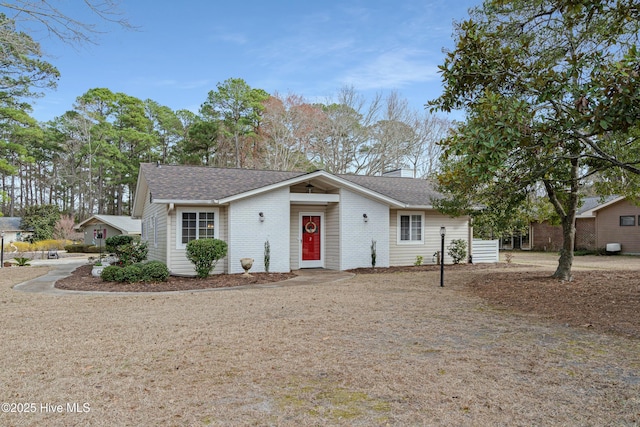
114, 241, 148, 266
14, 256, 31, 266
186, 238, 228, 278
101, 265, 125, 282
121, 264, 143, 283
447, 239, 468, 264
65, 244, 88, 253
141, 261, 170, 282
105, 235, 134, 252
414, 255, 423, 266
264, 240, 271, 273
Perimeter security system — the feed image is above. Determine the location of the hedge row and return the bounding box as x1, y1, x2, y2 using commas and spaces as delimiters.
100, 261, 170, 283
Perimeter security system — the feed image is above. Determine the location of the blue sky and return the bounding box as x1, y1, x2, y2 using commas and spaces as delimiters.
26, 0, 480, 122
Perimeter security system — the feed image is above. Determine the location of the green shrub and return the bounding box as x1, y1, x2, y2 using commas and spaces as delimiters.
186, 238, 228, 278
121, 264, 143, 283
65, 244, 87, 253
114, 241, 148, 266
14, 257, 31, 266
414, 255, 423, 266
447, 239, 468, 264
106, 235, 134, 252
86, 245, 102, 253
101, 265, 125, 282
141, 261, 170, 282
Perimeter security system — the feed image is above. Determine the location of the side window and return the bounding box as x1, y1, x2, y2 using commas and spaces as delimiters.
620, 215, 635, 226
398, 212, 423, 244
177, 209, 217, 248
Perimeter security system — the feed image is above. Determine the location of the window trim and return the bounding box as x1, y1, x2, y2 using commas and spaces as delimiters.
176, 207, 219, 249
397, 211, 424, 245
620, 215, 636, 226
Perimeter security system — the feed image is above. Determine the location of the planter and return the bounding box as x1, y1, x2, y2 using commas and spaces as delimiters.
240, 257, 254, 276
91, 262, 110, 277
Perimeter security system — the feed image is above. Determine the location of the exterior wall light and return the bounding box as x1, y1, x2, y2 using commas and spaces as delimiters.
259, 212, 265, 222
363, 213, 368, 223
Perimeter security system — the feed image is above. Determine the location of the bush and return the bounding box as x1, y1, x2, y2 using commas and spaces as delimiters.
65, 244, 87, 253
141, 261, 170, 282
121, 264, 143, 283
447, 239, 468, 264
114, 241, 148, 266
101, 265, 125, 282
105, 235, 134, 252
186, 238, 228, 278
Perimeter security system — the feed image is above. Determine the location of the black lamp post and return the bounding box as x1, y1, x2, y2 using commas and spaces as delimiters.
440, 226, 446, 287
0, 231, 4, 268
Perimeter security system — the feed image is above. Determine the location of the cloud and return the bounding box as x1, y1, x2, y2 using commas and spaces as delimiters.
340, 48, 441, 90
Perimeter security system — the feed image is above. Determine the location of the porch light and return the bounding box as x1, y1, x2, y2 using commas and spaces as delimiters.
306, 183, 314, 193
259, 212, 265, 222
439, 227, 446, 287
363, 213, 368, 223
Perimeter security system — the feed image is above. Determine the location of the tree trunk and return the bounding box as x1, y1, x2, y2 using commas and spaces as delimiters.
553, 215, 575, 281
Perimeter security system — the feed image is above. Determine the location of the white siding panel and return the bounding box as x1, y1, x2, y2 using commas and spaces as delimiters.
339, 189, 389, 269
325, 204, 340, 270
168, 206, 228, 276
389, 209, 469, 266
472, 239, 499, 263
228, 187, 291, 273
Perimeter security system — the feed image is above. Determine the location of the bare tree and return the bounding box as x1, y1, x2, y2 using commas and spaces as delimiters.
405, 113, 453, 178
1, 0, 133, 45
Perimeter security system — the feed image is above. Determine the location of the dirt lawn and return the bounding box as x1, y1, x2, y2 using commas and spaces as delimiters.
0, 253, 639, 426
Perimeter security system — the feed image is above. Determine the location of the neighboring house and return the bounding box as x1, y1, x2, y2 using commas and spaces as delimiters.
76, 215, 141, 247
0, 217, 31, 243
132, 163, 472, 276
526, 196, 640, 253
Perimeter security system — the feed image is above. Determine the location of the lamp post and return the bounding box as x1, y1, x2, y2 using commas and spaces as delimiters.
0, 231, 4, 269
439, 226, 446, 287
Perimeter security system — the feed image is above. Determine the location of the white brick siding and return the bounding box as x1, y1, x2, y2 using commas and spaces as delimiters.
339, 188, 390, 269
228, 187, 291, 274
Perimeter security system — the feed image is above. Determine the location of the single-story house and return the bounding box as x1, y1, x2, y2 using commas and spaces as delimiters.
132, 163, 472, 276
0, 217, 31, 243
76, 215, 141, 247
506, 196, 640, 253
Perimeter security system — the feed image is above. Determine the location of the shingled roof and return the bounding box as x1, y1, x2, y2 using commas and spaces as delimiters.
140, 163, 306, 201
338, 174, 440, 207
137, 163, 441, 208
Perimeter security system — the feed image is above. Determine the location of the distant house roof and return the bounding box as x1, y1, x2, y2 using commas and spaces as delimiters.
76, 215, 141, 235
0, 217, 25, 232
134, 163, 442, 215
577, 195, 622, 218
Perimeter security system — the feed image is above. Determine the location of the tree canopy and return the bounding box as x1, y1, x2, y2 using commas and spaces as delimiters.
430, 0, 640, 280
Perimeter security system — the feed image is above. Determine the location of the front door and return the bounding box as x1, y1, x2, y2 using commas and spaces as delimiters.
300, 214, 323, 268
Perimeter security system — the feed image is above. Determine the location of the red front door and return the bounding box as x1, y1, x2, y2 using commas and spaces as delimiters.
302, 215, 321, 262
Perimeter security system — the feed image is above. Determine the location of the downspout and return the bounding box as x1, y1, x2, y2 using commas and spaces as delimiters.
167, 203, 174, 273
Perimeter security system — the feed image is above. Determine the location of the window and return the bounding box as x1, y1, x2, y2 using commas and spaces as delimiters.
177, 208, 217, 248
620, 215, 636, 226
398, 212, 423, 244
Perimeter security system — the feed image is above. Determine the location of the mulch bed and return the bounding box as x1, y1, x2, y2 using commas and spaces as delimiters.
466, 269, 640, 339
55, 264, 297, 292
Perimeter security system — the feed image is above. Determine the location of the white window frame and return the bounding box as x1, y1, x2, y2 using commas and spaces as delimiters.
397, 211, 424, 244
176, 207, 219, 249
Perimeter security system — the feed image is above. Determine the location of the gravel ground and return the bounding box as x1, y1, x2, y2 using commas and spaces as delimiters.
0, 255, 638, 426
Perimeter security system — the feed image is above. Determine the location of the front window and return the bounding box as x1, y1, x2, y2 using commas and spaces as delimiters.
398, 212, 423, 243
620, 215, 635, 226
178, 209, 217, 248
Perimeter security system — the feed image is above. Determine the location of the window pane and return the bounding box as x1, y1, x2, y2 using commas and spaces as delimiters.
411, 215, 422, 241
199, 212, 215, 238
620, 215, 635, 226
182, 212, 197, 243
400, 215, 410, 240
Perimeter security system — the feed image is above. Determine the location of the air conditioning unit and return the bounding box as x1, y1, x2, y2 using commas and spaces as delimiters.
606, 243, 621, 254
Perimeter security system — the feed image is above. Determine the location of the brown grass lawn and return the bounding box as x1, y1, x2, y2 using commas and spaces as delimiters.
0, 257, 639, 426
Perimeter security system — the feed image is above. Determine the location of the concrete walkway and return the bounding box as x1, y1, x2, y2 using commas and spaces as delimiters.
13, 260, 355, 296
